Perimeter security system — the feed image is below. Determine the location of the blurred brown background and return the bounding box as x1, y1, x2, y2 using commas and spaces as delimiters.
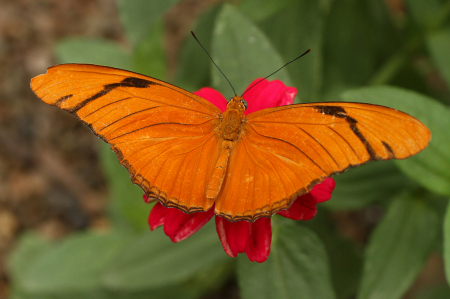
0, 0, 216, 297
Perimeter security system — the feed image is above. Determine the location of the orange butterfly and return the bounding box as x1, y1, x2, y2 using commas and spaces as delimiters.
31, 64, 430, 222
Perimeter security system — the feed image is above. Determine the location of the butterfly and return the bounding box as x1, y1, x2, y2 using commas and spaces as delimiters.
31, 64, 431, 222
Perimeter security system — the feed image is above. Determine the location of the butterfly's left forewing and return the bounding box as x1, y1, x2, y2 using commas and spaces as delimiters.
31, 64, 222, 213
215, 102, 430, 222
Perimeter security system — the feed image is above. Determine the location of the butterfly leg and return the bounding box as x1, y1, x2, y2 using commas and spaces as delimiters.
206, 140, 235, 199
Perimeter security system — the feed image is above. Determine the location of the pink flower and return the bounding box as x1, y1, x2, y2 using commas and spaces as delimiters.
144, 78, 336, 263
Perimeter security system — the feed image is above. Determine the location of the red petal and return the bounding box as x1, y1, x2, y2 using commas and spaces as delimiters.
243, 78, 297, 115
163, 207, 214, 242
143, 194, 152, 204
245, 217, 272, 263
310, 177, 336, 203
194, 87, 228, 112
148, 202, 169, 230
277, 178, 336, 220
277, 193, 317, 220
215, 217, 250, 257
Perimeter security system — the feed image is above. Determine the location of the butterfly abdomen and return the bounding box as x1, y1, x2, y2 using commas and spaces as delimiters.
206, 141, 234, 199
206, 96, 247, 199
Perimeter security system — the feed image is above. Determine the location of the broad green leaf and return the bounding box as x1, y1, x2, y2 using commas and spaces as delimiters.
323, 0, 373, 87
118, 0, 179, 46
357, 192, 439, 299
239, 0, 290, 22
342, 86, 450, 196
323, 161, 416, 210
211, 4, 292, 98
102, 248, 232, 299
17, 232, 130, 297
428, 29, 450, 88
304, 212, 362, 299
443, 200, 450, 284
56, 38, 132, 69
323, 0, 393, 94
132, 19, 166, 79
175, 4, 222, 91
256, 0, 328, 103
405, 0, 443, 29
99, 143, 150, 231
238, 222, 336, 299
411, 285, 450, 299
8, 233, 51, 284
325, 233, 362, 299
102, 221, 228, 290
387, 63, 432, 100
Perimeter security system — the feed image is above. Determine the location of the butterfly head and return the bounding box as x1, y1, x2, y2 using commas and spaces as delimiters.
227, 95, 248, 112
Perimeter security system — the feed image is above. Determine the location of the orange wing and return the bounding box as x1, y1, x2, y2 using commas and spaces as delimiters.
31, 64, 222, 213
214, 102, 430, 221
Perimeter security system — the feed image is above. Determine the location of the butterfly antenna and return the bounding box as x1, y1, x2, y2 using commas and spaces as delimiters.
191, 31, 237, 97
241, 49, 311, 98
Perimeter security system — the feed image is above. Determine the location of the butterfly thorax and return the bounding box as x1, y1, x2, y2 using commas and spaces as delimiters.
219, 96, 246, 141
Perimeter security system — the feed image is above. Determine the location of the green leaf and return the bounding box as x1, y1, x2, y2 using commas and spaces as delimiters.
132, 19, 166, 79
325, 233, 362, 299
103, 248, 232, 299
324, 0, 401, 98
102, 221, 228, 290
411, 285, 450, 299
323, 0, 374, 87
17, 232, 130, 297
237, 222, 336, 299
8, 233, 51, 284
211, 4, 292, 97
304, 212, 363, 299
175, 4, 222, 91
255, 0, 328, 102
443, 200, 450, 284
239, 0, 290, 22
357, 192, 439, 299
56, 38, 132, 69
342, 86, 450, 196
99, 142, 150, 231
428, 29, 450, 88
405, 0, 443, 29
117, 0, 179, 46
323, 161, 416, 210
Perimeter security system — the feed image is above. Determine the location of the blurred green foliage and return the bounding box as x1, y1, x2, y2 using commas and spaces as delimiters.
9, 0, 450, 298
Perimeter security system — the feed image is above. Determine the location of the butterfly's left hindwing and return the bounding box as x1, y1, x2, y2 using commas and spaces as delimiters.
31, 64, 222, 213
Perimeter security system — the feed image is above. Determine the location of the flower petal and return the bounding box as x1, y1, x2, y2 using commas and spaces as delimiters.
143, 194, 152, 204
194, 87, 228, 112
276, 193, 317, 220
148, 201, 169, 230
310, 177, 336, 203
277, 178, 336, 220
162, 207, 214, 242
245, 217, 272, 263
215, 217, 250, 257
243, 78, 297, 115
